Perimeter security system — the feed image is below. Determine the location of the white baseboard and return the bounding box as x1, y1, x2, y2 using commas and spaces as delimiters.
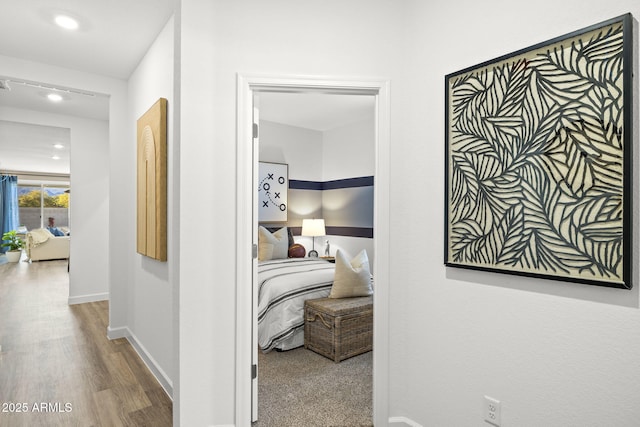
389, 416, 423, 427
68, 292, 109, 305
106, 325, 173, 400
107, 326, 129, 340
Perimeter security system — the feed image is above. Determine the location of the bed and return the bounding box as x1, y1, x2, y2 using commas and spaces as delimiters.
257, 257, 335, 352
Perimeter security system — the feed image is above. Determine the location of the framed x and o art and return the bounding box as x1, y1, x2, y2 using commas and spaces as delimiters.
445, 14, 633, 289
258, 161, 289, 223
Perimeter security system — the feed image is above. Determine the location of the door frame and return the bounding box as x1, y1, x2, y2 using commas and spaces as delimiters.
236, 74, 391, 427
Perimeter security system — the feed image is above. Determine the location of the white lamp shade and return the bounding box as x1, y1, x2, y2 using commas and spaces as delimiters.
301, 219, 326, 237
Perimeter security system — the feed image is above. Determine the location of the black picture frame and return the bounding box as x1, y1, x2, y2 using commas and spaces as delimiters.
444, 14, 633, 289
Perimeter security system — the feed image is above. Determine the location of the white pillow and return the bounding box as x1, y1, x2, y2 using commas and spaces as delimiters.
258, 226, 289, 261
329, 249, 373, 298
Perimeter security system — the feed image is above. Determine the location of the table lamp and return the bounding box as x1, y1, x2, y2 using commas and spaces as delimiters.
301, 219, 326, 257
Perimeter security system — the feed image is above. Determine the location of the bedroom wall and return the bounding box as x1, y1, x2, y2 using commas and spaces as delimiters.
321, 119, 375, 263
389, 1, 640, 426
0, 55, 118, 305
120, 15, 176, 393
258, 120, 324, 181
259, 118, 375, 263
322, 117, 375, 181
259, 120, 324, 225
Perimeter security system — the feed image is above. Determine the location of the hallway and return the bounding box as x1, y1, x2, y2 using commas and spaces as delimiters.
0, 259, 172, 426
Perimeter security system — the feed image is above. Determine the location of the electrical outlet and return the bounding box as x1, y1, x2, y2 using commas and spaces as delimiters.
484, 395, 501, 426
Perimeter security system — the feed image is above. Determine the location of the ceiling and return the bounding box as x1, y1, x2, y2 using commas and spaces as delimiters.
0, 120, 70, 175
0, 0, 175, 176
0, 1, 375, 176
0, 0, 176, 80
258, 92, 375, 132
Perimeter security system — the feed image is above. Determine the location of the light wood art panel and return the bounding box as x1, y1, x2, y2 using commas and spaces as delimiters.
137, 98, 167, 261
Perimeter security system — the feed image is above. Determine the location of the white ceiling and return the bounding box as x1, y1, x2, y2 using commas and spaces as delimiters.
0, 120, 70, 175
0, 0, 176, 80
0, 1, 375, 176
0, 77, 110, 121
0, 0, 174, 176
258, 92, 375, 132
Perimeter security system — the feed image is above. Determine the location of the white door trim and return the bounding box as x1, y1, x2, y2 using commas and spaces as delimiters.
235, 73, 391, 427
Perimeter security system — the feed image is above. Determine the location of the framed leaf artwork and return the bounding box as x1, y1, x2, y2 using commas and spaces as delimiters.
444, 14, 633, 289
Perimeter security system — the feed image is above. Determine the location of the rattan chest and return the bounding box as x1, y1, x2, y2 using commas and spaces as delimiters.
304, 296, 373, 362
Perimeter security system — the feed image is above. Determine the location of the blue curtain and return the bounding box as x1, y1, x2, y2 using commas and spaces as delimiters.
0, 175, 19, 254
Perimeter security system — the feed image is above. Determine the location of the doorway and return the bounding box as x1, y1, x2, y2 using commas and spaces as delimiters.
235, 75, 391, 427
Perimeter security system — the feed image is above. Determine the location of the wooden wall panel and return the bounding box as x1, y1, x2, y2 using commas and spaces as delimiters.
136, 98, 167, 261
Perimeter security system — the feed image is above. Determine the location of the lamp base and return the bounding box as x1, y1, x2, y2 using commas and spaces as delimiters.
308, 250, 318, 258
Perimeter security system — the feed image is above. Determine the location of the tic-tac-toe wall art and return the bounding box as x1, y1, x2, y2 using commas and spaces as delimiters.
445, 14, 633, 289
258, 162, 288, 223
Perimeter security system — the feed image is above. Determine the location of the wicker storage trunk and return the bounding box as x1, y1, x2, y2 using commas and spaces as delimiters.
304, 296, 373, 362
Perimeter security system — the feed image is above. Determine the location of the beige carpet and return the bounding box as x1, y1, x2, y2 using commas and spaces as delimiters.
255, 346, 373, 427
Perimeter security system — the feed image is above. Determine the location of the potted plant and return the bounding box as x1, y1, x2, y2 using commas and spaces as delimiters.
2, 230, 24, 263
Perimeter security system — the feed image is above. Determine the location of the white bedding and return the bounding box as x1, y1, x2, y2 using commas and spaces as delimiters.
257, 258, 335, 352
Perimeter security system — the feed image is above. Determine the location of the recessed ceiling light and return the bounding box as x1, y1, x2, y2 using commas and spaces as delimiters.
47, 93, 63, 102
53, 143, 64, 149
54, 14, 79, 30
52, 155, 61, 160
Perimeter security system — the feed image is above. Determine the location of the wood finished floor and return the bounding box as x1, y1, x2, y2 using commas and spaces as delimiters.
0, 258, 172, 427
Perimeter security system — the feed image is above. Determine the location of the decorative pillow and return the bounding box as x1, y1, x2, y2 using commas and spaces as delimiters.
264, 226, 294, 248
329, 249, 373, 298
258, 226, 289, 261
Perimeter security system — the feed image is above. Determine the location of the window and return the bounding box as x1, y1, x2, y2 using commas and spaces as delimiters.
18, 184, 69, 230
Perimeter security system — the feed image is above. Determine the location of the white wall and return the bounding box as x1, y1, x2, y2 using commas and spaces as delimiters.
118, 15, 176, 393
178, 1, 402, 425
259, 120, 323, 180
0, 56, 131, 340
322, 117, 375, 181
322, 119, 376, 262
259, 115, 375, 182
0, 106, 109, 303
0, 56, 118, 305
179, 1, 640, 426
390, 1, 640, 426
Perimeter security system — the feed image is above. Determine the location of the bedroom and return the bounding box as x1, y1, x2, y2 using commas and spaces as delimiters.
254, 90, 376, 425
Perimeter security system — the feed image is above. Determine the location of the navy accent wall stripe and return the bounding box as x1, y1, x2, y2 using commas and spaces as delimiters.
323, 176, 374, 190
288, 176, 374, 239
327, 226, 374, 238
289, 180, 323, 190
289, 176, 373, 190
290, 226, 373, 239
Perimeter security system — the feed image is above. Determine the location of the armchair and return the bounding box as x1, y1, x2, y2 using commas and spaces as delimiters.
26, 228, 70, 261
